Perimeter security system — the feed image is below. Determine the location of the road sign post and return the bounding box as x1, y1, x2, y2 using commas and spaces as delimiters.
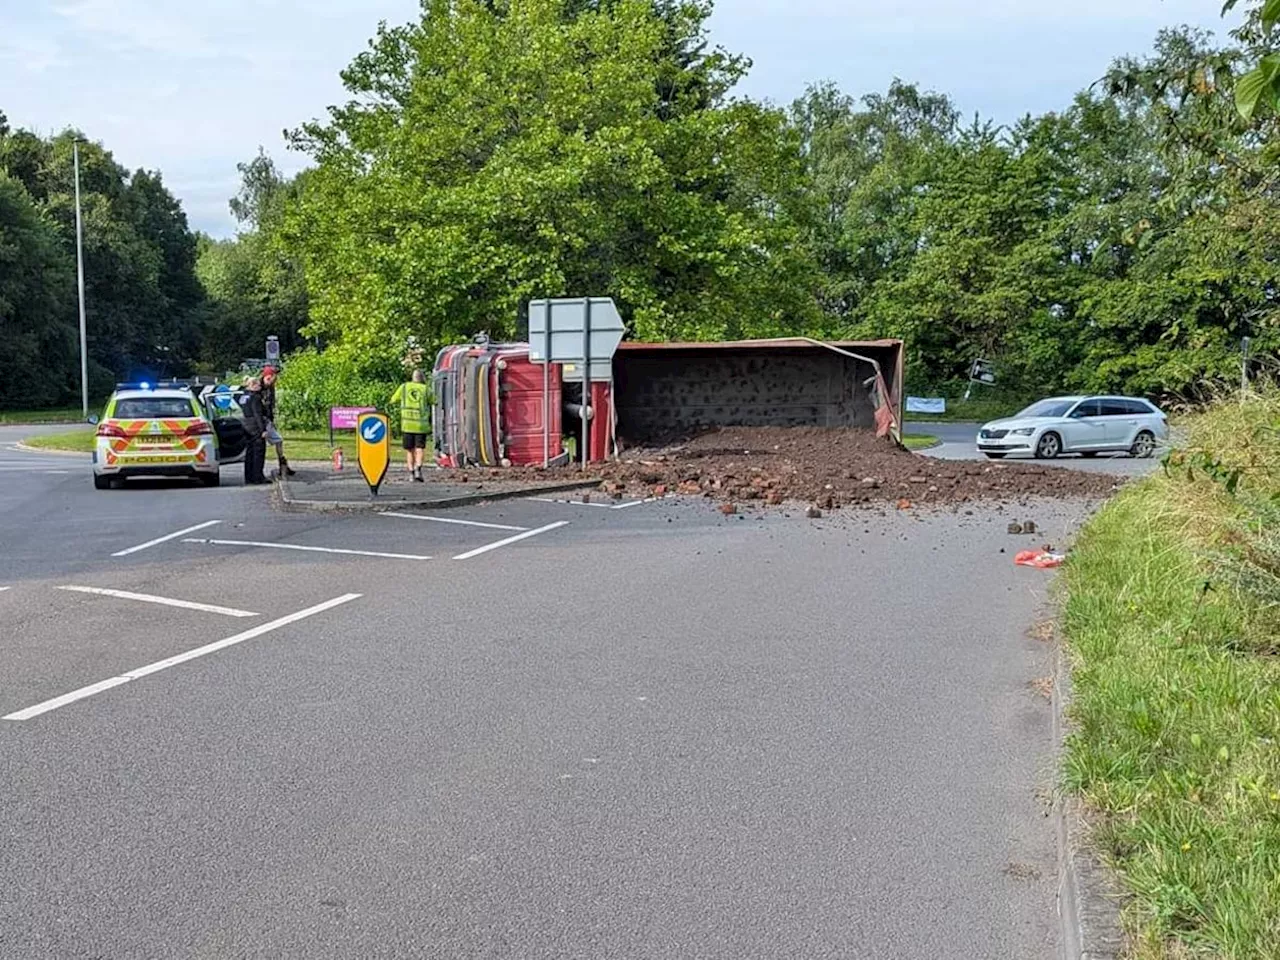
528, 297, 624, 467
355, 412, 390, 497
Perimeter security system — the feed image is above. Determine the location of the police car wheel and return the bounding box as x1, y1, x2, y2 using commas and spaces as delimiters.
93, 474, 111, 490
199, 472, 220, 488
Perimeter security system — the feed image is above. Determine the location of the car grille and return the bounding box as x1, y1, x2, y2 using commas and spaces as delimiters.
980, 429, 1009, 439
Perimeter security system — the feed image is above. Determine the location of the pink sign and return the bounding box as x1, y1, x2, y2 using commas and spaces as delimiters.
330, 406, 376, 430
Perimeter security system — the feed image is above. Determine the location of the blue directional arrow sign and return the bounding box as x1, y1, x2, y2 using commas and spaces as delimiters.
355, 412, 390, 496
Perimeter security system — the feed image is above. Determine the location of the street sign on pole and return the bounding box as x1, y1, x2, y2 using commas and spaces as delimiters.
355, 412, 390, 497
265, 336, 280, 364
528, 297, 625, 468
528, 297, 624, 381
963, 358, 997, 401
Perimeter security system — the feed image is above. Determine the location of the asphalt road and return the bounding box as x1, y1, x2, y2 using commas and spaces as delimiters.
0, 430, 1084, 959
905, 420, 1160, 477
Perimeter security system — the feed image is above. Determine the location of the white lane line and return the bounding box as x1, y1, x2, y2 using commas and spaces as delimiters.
610, 497, 659, 510
0, 586, 10, 592
185, 538, 431, 561
3, 594, 362, 722
112, 519, 221, 557
381, 512, 528, 532
453, 521, 569, 561
527, 496, 659, 511
57, 585, 259, 619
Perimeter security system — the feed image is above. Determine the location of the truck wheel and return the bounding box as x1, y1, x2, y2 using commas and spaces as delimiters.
93, 474, 111, 490
200, 472, 221, 487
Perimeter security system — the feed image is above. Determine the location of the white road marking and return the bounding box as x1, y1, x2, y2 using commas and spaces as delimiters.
112, 519, 221, 557
3, 594, 361, 721
610, 497, 659, 510
0, 586, 10, 592
57, 585, 259, 618
44, 471, 70, 475
186, 538, 431, 561
453, 521, 569, 560
528, 496, 660, 511
528, 497, 613, 509
382, 512, 528, 532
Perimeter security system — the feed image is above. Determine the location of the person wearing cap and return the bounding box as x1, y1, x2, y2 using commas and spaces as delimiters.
240, 377, 269, 485
391, 369, 430, 481
260, 366, 296, 477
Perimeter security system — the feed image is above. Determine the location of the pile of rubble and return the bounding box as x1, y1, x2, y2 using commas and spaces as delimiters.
587, 426, 1123, 509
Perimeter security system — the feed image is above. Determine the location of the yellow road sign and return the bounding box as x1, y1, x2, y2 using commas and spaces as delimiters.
355, 412, 390, 496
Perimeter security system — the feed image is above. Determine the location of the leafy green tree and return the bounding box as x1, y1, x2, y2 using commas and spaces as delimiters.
0, 173, 77, 406
284, 0, 817, 371
0, 123, 211, 390
194, 150, 309, 372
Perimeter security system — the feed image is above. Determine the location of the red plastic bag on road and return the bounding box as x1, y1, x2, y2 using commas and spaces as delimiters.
1015, 550, 1065, 569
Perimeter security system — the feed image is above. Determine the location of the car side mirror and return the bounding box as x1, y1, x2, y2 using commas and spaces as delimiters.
1068, 409, 1084, 419
86, 414, 99, 425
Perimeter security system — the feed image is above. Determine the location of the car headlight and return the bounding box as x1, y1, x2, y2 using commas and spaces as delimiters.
1010, 427, 1035, 436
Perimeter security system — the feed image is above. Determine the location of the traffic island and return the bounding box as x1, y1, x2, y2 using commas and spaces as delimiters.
275, 464, 599, 512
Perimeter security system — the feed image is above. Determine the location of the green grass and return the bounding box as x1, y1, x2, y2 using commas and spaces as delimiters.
0, 407, 93, 425
22, 427, 341, 461
22, 429, 95, 452
1062, 392, 1280, 959
902, 433, 940, 450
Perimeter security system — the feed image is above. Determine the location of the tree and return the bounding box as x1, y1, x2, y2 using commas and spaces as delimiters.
0, 173, 77, 406
284, 0, 817, 371
193, 150, 309, 372
0, 123, 211, 396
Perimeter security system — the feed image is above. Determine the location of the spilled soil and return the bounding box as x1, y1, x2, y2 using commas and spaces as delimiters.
433, 426, 1126, 510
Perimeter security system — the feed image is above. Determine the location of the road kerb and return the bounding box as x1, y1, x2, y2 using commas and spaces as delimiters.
12, 441, 89, 458
276, 475, 600, 513
1052, 630, 1126, 960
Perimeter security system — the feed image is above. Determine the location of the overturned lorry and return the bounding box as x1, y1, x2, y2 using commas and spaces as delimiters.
432, 337, 904, 468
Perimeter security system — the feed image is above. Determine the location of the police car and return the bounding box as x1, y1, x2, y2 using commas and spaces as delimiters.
92, 382, 248, 489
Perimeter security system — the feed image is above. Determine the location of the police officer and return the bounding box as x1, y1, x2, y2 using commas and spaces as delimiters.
240, 377, 269, 485
391, 369, 430, 481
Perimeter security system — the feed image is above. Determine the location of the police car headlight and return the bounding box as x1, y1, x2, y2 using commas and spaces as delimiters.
1011, 428, 1035, 436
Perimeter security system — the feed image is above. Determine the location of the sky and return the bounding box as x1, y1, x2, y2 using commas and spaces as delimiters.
0, 0, 1243, 238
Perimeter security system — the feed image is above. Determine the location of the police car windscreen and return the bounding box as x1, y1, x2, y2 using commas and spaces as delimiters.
114, 397, 195, 418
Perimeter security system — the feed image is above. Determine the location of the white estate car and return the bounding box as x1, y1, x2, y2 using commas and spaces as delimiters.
977, 396, 1169, 460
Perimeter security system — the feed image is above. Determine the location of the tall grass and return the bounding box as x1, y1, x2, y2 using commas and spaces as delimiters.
1062, 388, 1280, 958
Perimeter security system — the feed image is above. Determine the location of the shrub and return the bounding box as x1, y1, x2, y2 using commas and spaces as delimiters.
273, 345, 404, 431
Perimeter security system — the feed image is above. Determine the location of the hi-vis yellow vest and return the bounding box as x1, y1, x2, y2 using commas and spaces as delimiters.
392, 382, 430, 434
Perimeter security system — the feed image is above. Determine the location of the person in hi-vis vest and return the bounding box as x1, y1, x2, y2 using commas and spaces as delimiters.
391, 370, 431, 481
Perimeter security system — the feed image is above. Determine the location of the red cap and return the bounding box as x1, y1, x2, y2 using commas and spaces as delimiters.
263, 365, 277, 377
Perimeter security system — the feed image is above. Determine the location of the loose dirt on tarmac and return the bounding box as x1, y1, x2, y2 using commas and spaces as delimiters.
431, 426, 1126, 510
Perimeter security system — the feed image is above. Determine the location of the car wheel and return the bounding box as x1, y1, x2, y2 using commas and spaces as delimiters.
1035, 432, 1062, 459
984, 453, 1007, 460
1130, 431, 1156, 459
93, 474, 111, 490
200, 471, 221, 487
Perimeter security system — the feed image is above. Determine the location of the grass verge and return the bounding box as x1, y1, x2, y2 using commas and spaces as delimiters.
22, 430, 95, 453
0, 407, 91, 425
902, 434, 940, 450
1062, 390, 1280, 958
22, 428, 341, 461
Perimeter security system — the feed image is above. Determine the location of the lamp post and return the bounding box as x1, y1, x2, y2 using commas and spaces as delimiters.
73, 140, 89, 420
